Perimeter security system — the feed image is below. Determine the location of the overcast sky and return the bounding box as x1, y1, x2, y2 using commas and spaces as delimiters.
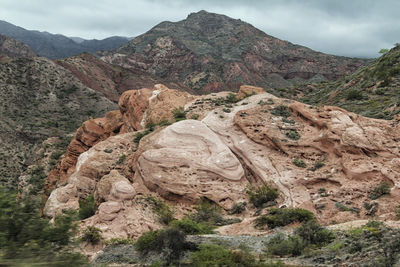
1, 0, 399, 58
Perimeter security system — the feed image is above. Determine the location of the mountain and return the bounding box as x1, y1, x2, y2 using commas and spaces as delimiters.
0, 20, 130, 59
299, 44, 400, 120
0, 34, 37, 59
0, 56, 116, 189
101, 10, 369, 93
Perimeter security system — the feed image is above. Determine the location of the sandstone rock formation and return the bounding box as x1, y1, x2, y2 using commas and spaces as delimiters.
44, 83, 400, 241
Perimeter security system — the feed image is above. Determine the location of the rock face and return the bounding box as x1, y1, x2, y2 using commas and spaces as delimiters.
0, 34, 37, 58
57, 53, 189, 103
136, 119, 247, 208
103, 10, 368, 93
44, 84, 400, 241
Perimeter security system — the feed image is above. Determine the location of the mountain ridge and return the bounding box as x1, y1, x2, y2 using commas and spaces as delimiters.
102, 10, 369, 93
0, 20, 130, 59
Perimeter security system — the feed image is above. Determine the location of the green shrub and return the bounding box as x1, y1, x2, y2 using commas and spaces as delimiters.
145, 196, 175, 225
0, 188, 83, 263
81, 226, 102, 244
170, 218, 214, 235
285, 129, 300, 140
229, 202, 247, 214
335, 202, 360, 213
346, 89, 363, 100
271, 105, 291, 117
255, 208, 315, 229
369, 182, 391, 200
78, 194, 96, 220
294, 220, 334, 246
310, 161, 325, 171
136, 228, 192, 263
135, 230, 162, 253
133, 129, 152, 143
172, 107, 186, 121
190, 244, 284, 267
28, 165, 47, 194
116, 154, 126, 164
104, 237, 135, 245
266, 234, 304, 256
190, 114, 200, 120
293, 158, 306, 168
247, 185, 279, 208
225, 93, 239, 103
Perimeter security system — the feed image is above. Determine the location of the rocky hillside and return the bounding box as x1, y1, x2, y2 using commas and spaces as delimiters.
0, 20, 129, 59
0, 56, 116, 189
43, 84, 400, 265
0, 34, 37, 59
299, 44, 400, 120
57, 53, 190, 102
102, 10, 368, 93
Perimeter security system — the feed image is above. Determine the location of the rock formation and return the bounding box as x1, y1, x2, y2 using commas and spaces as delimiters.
44, 84, 400, 241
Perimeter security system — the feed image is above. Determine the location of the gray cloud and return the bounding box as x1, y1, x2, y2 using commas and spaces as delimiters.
0, 0, 399, 58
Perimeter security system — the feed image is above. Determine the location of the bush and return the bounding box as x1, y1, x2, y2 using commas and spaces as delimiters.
172, 107, 186, 121
294, 220, 334, 246
28, 165, 47, 194
135, 230, 162, 253
255, 208, 315, 229
229, 202, 247, 214
271, 105, 291, 118
136, 228, 193, 263
189, 200, 223, 225
170, 218, 214, 235
81, 226, 102, 244
310, 161, 325, 171
285, 129, 300, 140
293, 158, 306, 168
346, 89, 363, 100
369, 182, 391, 200
266, 234, 304, 256
0, 187, 83, 263
145, 196, 175, 225
190, 244, 284, 267
247, 185, 279, 208
78, 194, 96, 220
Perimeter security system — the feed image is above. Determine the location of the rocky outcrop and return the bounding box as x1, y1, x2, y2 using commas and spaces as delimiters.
0, 34, 37, 58
44, 84, 400, 241
135, 119, 247, 209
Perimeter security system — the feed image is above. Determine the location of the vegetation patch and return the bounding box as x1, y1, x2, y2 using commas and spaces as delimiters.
285, 129, 300, 140
81, 226, 102, 244
292, 158, 306, 168
144, 196, 175, 225
369, 181, 391, 200
78, 194, 97, 220
271, 105, 291, 117
247, 185, 279, 208
229, 201, 247, 214
172, 106, 187, 121
170, 218, 214, 235
255, 208, 315, 229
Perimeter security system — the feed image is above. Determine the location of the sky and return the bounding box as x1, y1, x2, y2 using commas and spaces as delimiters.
0, 0, 399, 58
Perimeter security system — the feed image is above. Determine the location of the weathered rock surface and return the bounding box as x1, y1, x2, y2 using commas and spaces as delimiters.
136, 119, 247, 208
44, 83, 400, 241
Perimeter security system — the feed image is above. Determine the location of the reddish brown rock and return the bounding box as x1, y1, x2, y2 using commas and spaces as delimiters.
237, 85, 265, 99
46, 111, 123, 189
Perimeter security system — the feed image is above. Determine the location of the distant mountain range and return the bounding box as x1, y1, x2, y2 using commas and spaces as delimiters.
0, 20, 130, 59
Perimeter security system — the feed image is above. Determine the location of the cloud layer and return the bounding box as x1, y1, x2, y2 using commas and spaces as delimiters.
1, 0, 399, 58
